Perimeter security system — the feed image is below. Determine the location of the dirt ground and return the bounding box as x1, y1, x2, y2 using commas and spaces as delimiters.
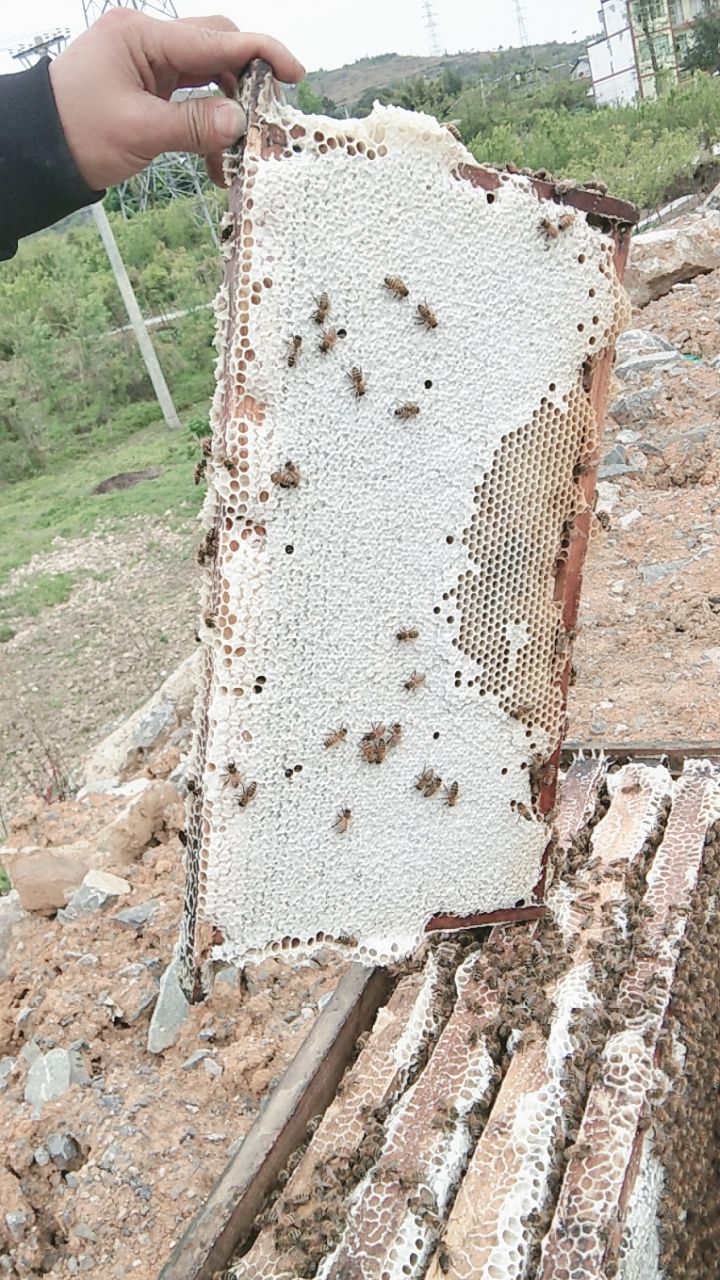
0, 785, 346, 1278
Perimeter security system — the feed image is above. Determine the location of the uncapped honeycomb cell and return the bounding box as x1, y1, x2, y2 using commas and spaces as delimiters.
180, 74, 630, 978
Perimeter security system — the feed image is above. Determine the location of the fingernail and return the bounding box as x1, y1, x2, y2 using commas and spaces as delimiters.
215, 99, 247, 144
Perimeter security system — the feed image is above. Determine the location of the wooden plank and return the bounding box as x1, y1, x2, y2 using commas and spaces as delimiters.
159, 964, 391, 1280
562, 741, 720, 775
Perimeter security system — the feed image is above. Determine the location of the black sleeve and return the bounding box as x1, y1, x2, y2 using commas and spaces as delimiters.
0, 57, 105, 260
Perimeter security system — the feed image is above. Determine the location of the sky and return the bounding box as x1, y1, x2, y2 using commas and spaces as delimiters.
0, 0, 603, 74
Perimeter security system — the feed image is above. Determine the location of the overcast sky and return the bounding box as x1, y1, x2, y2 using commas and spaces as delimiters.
0, 1, 602, 74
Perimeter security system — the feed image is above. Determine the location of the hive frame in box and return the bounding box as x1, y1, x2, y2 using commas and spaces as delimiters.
178, 63, 638, 992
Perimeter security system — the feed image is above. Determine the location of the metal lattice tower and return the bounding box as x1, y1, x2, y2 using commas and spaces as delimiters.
80, 0, 219, 241
514, 0, 530, 47
421, 1, 444, 57
10, 29, 70, 67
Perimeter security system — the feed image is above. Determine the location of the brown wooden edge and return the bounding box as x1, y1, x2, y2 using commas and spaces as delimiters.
158, 964, 391, 1280
562, 740, 720, 775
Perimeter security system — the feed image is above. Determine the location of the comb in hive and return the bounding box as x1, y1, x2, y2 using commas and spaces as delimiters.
223, 758, 720, 1280
179, 63, 634, 977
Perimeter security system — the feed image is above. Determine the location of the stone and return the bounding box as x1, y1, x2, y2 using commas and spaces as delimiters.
82, 653, 198, 786
147, 957, 190, 1054
601, 444, 629, 468
614, 328, 676, 359
595, 481, 620, 514
112, 900, 158, 930
614, 350, 681, 379
203, 1057, 223, 1079
1, 847, 91, 914
619, 509, 642, 529
46, 1134, 84, 1172
625, 210, 720, 307
0, 1057, 15, 1090
83, 870, 131, 896
94, 780, 183, 868
640, 558, 693, 586
181, 1050, 211, 1070
590, 721, 608, 735
58, 885, 114, 924
24, 1049, 90, 1113
608, 384, 663, 426
0, 890, 25, 981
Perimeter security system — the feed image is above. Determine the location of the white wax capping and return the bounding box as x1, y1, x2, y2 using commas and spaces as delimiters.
192, 98, 630, 968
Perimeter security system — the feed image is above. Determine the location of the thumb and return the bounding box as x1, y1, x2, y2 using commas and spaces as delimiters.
145, 95, 248, 158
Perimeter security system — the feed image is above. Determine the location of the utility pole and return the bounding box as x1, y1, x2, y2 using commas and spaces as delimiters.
10, 25, 181, 431
421, 1, 444, 57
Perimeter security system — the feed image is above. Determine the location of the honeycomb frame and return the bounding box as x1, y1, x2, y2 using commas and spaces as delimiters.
178, 63, 637, 989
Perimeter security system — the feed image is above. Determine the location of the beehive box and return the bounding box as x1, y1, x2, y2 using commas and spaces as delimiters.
179, 64, 635, 982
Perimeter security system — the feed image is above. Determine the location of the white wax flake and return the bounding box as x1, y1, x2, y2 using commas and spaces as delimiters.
191, 98, 629, 968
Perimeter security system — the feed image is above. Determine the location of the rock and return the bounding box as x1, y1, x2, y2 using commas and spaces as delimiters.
0, 1057, 15, 1090
640, 558, 692, 586
619, 509, 642, 529
58, 885, 114, 924
46, 1133, 84, 1172
614, 351, 681, 379
0, 890, 25, 980
24, 1049, 90, 1113
2, 847, 91, 914
203, 1057, 223, 1079
608, 384, 663, 426
147, 956, 190, 1054
82, 653, 198, 786
590, 721, 608, 735
84, 870, 131, 896
112, 900, 159, 930
615, 328, 677, 359
625, 210, 720, 307
94, 779, 183, 867
595, 481, 620, 514
181, 1050, 211, 1070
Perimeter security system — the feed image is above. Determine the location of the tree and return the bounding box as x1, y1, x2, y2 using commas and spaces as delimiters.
297, 80, 325, 113
683, 3, 720, 73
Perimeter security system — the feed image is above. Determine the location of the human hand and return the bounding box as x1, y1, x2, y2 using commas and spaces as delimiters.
49, 11, 304, 190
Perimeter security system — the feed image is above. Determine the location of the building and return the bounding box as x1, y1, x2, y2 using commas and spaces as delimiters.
588, 0, 705, 107
571, 54, 592, 80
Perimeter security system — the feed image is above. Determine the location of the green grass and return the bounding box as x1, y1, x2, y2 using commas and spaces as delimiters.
0, 412, 205, 588
0, 864, 9, 895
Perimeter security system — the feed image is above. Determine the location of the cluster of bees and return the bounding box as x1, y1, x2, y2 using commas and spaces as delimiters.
221, 760, 257, 808
539, 211, 575, 243
416, 768, 459, 807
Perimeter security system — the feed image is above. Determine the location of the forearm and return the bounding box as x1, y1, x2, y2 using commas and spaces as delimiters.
0, 57, 103, 260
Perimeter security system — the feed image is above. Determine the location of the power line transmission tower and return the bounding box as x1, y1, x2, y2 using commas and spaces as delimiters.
10, 29, 70, 67
421, 1, 444, 57
80, 0, 219, 246
513, 0, 530, 48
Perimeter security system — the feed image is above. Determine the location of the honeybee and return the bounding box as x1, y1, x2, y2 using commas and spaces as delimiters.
349, 366, 366, 398
387, 723, 403, 749
515, 801, 534, 821
287, 334, 302, 367
404, 670, 426, 692
313, 291, 331, 324
424, 774, 442, 797
442, 121, 462, 141
597, 510, 611, 530
319, 328, 338, 354
324, 726, 347, 749
396, 627, 419, 641
220, 219, 234, 243
333, 807, 351, 833
384, 275, 409, 298
540, 217, 559, 241
416, 302, 438, 330
178, 828, 188, 847
196, 528, 219, 565
584, 178, 608, 195
201, 436, 213, 457
415, 767, 436, 792
204, 613, 216, 629
361, 737, 378, 764
194, 459, 207, 485
365, 722, 386, 740
374, 739, 387, 765
271, 460, 301, 489
438, 1248, 453, 1275
444, 781, 459, 807
238, 781, 257, 808
221, 761, 242, 788
395, 402, 420, 420
558, 213, 575, 232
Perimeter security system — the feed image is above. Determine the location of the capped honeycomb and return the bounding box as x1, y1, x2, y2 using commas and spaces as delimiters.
179, 66, 633, 980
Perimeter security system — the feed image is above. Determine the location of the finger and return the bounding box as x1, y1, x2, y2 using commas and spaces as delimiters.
178, 15, 240, 33
150, 20, 305, 84
140, 93, 248, 159
204, 149, 227, 188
